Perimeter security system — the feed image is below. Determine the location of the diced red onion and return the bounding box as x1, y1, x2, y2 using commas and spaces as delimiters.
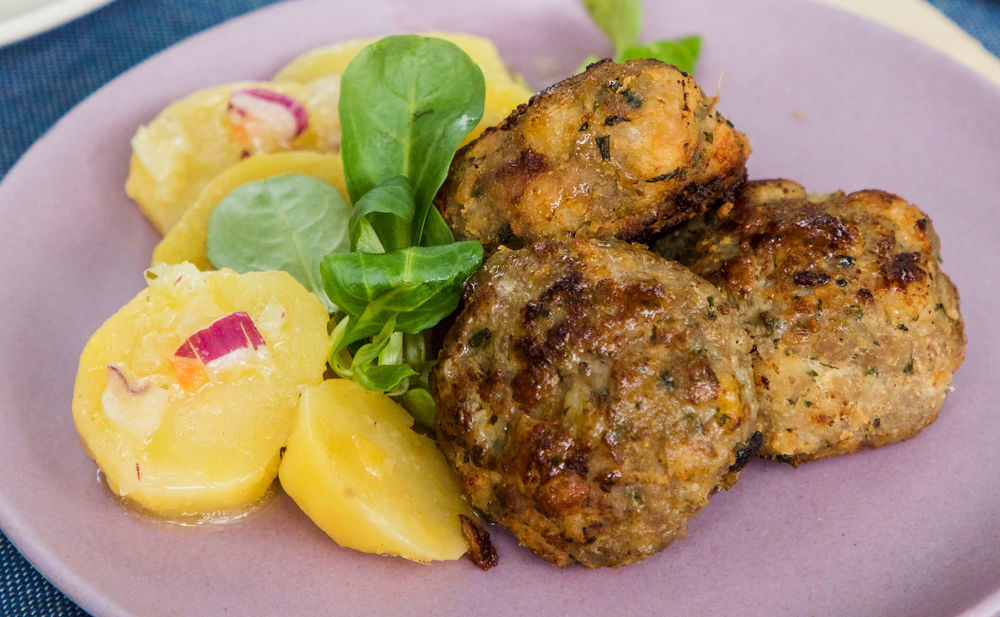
106, 364, 149, 395
227, 88, 309, 145
175, 312, 266, 365
102, 365, 169, 440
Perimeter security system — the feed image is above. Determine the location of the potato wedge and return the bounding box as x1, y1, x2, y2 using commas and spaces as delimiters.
279, 380, 473, 563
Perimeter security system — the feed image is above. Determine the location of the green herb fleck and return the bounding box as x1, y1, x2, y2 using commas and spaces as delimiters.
897, 323, 909, 331
903, 357, 914, 374
468, 328, 493, 348
646, 168, 681, 183
596, 135, 611, 160
807, 370, 818, 377
619, 88, 643, 108
659, 370, 676, 390
837, 255, 856, 268
865, 367, 879, 377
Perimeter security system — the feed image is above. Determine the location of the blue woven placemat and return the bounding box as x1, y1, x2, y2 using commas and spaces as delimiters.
1, 0, 998, 615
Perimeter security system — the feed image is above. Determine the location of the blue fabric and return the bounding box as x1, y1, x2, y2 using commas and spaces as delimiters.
0, 0, 998, 615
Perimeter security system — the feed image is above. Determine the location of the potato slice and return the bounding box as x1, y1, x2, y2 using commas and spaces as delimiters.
72, 263, 329, 518
273, 31, 534, 146
152, 151, 346, 270
126, 81, 339, 233
279, 380, 472, 563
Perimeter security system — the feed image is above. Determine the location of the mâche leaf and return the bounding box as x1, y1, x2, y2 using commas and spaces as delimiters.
321, 241, 483, 345
348, 175, 415, 253
623, 36, 701, 75
339, 35, 485, 246
580, 0, 702, 76
583, 0, 642, 60
206, 174, 351, 311
316, 35, 489, 420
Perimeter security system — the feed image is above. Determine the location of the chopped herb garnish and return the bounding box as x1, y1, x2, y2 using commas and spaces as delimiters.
659, 370, 676, 390
619, 87, 643, 108
703, 131, 713, 143
595, 135, 611, 160
468, 328, 493, 348
837, 255, 856, 268
903, 357, 914, 374
604, 115, 629, 125
836, 278, 848, 287
646, 168, 681, 183
807, 370, 818, 377
865, 367, 879, 377
897, 323, 909, 331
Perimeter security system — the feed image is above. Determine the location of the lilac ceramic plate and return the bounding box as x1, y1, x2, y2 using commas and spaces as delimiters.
1, 0, 998, 615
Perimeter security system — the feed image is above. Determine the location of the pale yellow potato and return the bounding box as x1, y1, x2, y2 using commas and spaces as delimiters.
273, 32, 534, 146
72, 263, 329, 518
152, 151, 346, 270
279, 379, 473, 563
126, 81, 339, 234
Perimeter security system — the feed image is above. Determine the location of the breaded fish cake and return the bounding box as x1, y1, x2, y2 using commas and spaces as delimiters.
434, 59, 749, 251
431, 239, 759, 567
658, 180, 966, 465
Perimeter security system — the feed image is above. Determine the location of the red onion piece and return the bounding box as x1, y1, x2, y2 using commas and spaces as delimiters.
175, 312, 266, 365
227, 88, 309, 145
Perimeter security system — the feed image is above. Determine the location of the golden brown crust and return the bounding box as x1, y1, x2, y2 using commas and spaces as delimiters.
658, 180, 966, 465
434, 59, 750, 251
431, 239, 758, 567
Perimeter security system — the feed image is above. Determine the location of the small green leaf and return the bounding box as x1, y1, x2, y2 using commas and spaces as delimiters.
420, 206, 456, 247
349, 318, 418, 392
622, 35, 702, 75
340, 35, 485, 247
321, 241, 483, 345
394, 388, 437, 430
582, 0, 642, 60
349, 175, 415, 253
206, 174, 352, 312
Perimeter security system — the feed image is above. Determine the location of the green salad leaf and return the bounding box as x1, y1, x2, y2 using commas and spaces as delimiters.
581, 0, 702, 75
339, 35, 486, 246
321, 241, 483, 346
205, 174, 351, 311
622, 35, 701, 75
348, 175, 415, 253
205, 35, 488, 424
583, 0, 641, 59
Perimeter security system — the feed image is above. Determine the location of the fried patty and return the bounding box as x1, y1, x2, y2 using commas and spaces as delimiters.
434, 58, 750, 251
431, 239, 759, 567
657, 180, 966, 465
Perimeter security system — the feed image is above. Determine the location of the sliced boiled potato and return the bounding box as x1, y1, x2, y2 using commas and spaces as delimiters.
72, 263, 329, 518
274, 31, 534, 146
152, 151, 346, 270
279, 379, 472, 563
126, 81, 339, 233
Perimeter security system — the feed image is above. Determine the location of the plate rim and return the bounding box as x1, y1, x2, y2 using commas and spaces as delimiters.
1, 1, 999, 616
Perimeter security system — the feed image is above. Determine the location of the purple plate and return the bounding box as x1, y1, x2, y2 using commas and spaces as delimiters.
1, 1, 998, 616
